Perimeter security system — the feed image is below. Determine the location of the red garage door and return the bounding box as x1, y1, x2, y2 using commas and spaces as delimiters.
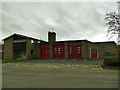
68, 45, 82, 58
53, 45, 65, 58
40, 46, 50, 58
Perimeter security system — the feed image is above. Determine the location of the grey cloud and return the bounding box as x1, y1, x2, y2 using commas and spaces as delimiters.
2, 2, 117, 42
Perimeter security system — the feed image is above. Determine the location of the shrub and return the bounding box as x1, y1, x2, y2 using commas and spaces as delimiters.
104, 57, 120, 66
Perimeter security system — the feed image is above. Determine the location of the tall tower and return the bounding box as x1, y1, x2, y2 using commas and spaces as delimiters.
48, 30, 56, 58
48, 31, 56, 42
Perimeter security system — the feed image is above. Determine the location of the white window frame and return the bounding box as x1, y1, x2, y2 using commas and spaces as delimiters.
13, 39, 26, 43
31, 40, 34, 44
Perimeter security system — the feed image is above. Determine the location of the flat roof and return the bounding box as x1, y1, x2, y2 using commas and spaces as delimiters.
93, 41, 116, 44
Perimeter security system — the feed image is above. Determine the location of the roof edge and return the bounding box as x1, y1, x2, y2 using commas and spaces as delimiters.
2, 33, 46, 42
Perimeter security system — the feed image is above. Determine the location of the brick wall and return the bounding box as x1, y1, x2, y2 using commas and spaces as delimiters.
3, 37, 13, 60
103, 43, 117, 57
26, 39, 38, 60
48, 32, 56, 58
26, 39, 31, 59
87, 42, 104, 59
81, 41, 87, 59
64, 42, 68, 59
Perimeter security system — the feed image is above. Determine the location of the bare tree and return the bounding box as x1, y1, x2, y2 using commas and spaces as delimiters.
105, 11, 120, 44
105, 2, 120, 60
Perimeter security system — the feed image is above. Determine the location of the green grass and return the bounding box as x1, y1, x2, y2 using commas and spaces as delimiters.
2, 59, 24, 63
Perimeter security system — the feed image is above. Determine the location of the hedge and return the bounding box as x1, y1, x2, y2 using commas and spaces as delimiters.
104, 57, 120, 66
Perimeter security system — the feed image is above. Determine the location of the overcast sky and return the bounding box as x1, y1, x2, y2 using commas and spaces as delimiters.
1, 2, 118, 43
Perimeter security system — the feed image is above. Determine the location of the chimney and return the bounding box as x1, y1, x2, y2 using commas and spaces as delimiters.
48, 31, 56, 42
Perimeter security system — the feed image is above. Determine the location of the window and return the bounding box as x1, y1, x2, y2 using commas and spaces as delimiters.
74, 47, 76, 51
15, 51, 21, 58
31, 40, 34, 44
94, 50, 96, 54
78, 47, 80, 51
31, 50, 33, 55
13, 39, 26, 43
105, 52, 110, 56
92, 50, 94, 54
74, 47, 76, 49
44, 48, 46, 56
62, 48, 64, 51
38, 41, 40, 43
91, 48, 97, 54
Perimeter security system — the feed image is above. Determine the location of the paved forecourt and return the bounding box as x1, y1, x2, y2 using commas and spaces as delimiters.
2, 59, 118, 88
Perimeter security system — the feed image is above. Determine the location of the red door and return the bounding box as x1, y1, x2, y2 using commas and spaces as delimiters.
53, 45, 65, 58
90, 48, 97, 59
40, 46, 50, 58
68, 45, 82, 58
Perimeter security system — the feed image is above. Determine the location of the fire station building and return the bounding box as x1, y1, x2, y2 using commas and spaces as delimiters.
2, 31, 117, 60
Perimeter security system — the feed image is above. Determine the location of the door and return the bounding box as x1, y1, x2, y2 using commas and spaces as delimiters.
15, 51, 21, 59
68, 45, 82, 58
53, 45, 65, 58
40, 46, 50, 58
90, 48, 98, 59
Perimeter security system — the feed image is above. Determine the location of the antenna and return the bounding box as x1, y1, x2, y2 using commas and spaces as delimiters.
52, 28, 53, 32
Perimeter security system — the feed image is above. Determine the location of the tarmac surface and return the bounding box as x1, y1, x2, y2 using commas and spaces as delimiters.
0, 63, 2, 89
2, 59, 118, 88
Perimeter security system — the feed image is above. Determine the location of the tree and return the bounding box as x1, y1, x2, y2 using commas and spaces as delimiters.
105, 2, 120, 61
105, 11, 120, 44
